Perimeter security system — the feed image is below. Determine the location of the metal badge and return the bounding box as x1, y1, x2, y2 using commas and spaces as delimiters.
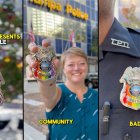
32, 46, 56, 81
120, 67, 140, 110
0, 72, 5, 105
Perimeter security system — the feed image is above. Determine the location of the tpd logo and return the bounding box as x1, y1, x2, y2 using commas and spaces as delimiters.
0, 40, 7, 45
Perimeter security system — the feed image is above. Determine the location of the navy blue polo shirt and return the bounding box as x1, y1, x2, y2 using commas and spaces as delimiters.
46, 84, 98, 140
99, 18, 140, 140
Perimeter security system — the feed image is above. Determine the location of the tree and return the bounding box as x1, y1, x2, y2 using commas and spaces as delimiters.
121, 3, 140, 29
0, 0, 22, 100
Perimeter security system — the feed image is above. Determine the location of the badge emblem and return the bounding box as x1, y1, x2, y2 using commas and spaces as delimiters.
0, 72, 5, 105
32, 46, 56, 81
120, 67, 140, 110
28, 31, 56, 81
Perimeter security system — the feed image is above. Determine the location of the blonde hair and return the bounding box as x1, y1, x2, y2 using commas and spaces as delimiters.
61, 47, 88, 69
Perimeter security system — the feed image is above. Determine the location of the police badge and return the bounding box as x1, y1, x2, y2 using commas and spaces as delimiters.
28, 32, 57, 82
32, 45, 57, 81
0, 72, 5, 105
120, 67, 140, 110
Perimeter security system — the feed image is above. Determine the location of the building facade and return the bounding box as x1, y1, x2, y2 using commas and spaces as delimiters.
24, 0, 98, 73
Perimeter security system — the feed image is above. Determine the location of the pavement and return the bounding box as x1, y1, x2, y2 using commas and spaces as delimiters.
24, 123, 46, 140
24, 79, 49, 140
0, 130, 22, 140
24, 79, 39, 94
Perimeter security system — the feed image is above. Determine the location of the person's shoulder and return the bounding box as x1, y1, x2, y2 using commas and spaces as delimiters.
127, 28, 140, 34
87, 88, 98, 104
126, 27, 140, 51
57, 83, 66, 94
57, 83, 64, 88
127, 28, 140, 47
88, 88, 98, 96
57, 83, 70, 96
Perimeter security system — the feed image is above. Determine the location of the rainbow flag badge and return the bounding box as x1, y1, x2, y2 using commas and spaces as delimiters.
120, 67, 140, 110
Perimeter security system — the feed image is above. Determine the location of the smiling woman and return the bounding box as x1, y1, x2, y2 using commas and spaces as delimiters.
26, 40, 98, 140
61, 47, 88, 102
61, 47, 88, 82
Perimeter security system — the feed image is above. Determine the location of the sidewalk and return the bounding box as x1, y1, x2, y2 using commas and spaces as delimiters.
24, 81, 49, 140
24, 123, 47, 140
24, 79, 39, 94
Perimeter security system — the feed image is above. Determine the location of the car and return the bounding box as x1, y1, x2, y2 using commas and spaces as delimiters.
85, 72, 98, 89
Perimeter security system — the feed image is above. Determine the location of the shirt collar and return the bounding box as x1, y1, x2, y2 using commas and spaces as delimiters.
99, 18, 140, 60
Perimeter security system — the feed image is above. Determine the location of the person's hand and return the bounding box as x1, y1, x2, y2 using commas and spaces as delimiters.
26, 39, 60, 80
26, 39, 62, 110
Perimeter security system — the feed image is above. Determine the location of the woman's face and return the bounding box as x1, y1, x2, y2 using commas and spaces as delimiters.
63, 55, 88, 84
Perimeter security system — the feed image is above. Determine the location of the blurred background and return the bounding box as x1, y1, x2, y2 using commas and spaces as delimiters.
0, 0, 23, 140
115, 0, 140, 28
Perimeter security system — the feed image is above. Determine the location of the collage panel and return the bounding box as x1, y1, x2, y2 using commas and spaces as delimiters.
99, 0, 140, 140
0, 0, 139, 140
24, 0, 98, 140
0, 0, 23, 140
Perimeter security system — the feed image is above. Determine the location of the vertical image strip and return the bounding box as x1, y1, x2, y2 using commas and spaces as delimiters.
0, 0, 23, 139
99, 0, 140, 139
24, 0, 98, 140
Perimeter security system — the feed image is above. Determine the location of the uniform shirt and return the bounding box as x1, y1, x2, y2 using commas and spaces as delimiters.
99, 18, 140, 140
46, 84, 98, 140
